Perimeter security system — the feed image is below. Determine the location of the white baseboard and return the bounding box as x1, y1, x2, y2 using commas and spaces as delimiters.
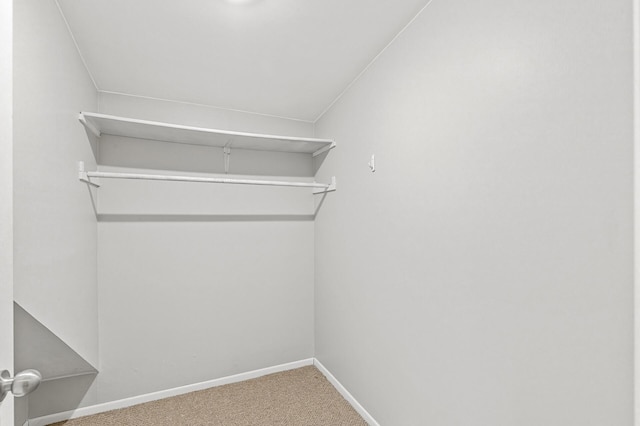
28, 358, 313, 426
28, 357, 379, 426
313, 358, 380, 426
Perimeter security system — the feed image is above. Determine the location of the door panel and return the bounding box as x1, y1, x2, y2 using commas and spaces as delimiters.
0, 0, 14, 423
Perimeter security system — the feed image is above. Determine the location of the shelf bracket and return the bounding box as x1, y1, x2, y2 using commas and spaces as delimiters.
312, 141, 336, 158
78, 113, 101, 138
313, 176, 337, 195
78, 161, 100, 188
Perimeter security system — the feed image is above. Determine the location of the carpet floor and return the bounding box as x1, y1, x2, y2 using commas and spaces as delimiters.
49, 366, 368, 425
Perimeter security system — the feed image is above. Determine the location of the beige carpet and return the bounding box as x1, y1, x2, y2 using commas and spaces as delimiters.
49, 366, 368, 426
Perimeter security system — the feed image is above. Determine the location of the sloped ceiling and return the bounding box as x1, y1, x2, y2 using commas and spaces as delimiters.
57, 0, 431, 121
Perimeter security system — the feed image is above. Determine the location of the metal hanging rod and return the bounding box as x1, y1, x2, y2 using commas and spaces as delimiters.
78, 162, 336, 194
88, 171, 332, 189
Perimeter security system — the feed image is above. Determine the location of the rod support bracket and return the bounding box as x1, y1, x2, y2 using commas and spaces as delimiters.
78, 161, 100, 188
313, 176, 337, 194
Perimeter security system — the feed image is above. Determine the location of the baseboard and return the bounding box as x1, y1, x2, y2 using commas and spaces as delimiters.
313, 359, 380, 426
28, 357, 379, 426
28, 358, 314, 426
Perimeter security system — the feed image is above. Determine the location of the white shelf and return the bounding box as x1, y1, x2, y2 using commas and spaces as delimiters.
79, 112, 335, 156
77, 112, 337, 194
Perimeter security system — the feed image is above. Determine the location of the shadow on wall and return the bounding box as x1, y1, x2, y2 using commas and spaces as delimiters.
98, 135, 316, 178
14, 303, 98, 420
27, 374, 97, 419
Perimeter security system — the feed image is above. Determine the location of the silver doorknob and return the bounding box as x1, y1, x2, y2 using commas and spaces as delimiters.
0, 369, 42, 401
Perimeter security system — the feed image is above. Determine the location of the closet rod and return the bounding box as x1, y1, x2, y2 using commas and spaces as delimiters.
85, 171, 333, 189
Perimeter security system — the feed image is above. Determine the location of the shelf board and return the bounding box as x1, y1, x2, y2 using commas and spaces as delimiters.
79, 112, 335, 155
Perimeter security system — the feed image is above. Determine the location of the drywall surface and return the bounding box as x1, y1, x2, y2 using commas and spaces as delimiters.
314, 0, 634, 425
13, 0, 99, 368
95, 93, 315, 403
98, 92, 314, 137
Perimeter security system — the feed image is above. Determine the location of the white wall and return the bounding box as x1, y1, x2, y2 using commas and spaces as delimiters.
314, 0, 634, 424
95, 93, 316, 403
13, 0, 99, 369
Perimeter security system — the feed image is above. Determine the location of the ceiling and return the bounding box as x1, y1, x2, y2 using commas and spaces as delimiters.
57, 0, 431, 122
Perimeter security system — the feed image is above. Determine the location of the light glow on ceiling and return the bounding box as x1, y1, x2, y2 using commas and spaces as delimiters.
224, 0, 261, 4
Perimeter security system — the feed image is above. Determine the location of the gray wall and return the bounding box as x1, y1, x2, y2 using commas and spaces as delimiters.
13, 0, 99, 368
95, 93, 316, 403
314, 0, 634, 425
